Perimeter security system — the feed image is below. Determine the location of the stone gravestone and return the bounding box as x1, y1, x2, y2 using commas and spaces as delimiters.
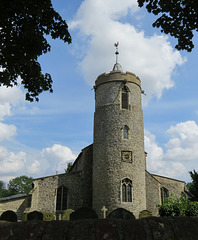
0, 210, 17, 222
61, 209, 75, 220
107, 208, 135, 220
139, 210, 152, 219
70, 207, 98, 220
27, 211, 43, 221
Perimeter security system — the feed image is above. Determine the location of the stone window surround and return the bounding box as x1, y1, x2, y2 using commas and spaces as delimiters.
56, 186, 68, 211
122, 125, 129, 139
161, 187, 169, 204
121, 85, 130, 110
121, 178, 133, 203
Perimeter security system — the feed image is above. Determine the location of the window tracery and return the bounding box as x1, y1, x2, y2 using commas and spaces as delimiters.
122, 178, 132, 202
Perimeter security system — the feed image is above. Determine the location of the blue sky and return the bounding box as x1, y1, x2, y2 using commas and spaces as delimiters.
1, 0, 198, 184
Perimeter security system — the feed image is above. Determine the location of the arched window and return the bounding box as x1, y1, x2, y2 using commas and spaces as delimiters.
121, 86, 129, 109
161, 187, 169, 204
122, 178, 132, 202
56, 186, 67, 211
123, 125, 129, 139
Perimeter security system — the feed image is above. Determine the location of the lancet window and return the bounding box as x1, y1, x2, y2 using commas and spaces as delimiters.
161, 187, 169, 204
123, 125, 129, 139
122, 178, 132, 202
121, 86, 129, 109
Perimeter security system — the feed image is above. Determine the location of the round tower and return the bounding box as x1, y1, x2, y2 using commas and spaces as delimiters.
92, 45, 146, 218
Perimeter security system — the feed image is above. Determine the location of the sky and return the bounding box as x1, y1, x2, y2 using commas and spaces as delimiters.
1, 0, 198, 184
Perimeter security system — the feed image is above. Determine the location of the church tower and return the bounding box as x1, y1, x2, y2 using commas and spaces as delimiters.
92, 43, 146, 218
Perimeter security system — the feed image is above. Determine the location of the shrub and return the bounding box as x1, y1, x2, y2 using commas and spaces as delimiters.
158, 203, 180, 217
185, 202, 198, 216
158, 194, 198, 217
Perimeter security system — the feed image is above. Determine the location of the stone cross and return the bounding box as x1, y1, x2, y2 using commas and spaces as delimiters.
101, 206, 108, 219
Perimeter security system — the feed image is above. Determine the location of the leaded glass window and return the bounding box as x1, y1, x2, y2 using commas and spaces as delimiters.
122, 184, 127, 202
123, 125, 129, 139
161, 187, 169, 204
122, 178, 132, 202
128, 184, 132, 202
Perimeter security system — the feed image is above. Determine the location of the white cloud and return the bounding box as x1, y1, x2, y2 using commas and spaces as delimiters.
0, 122, 16, 142
0, 143, 77, 180
41, 144, 77, 173
0, 146, 26, 174
70, 0, 185, 105
0, 81, 27, 178
27, 160, 40, 174
145, 130, 186, 179
165, 121, 198, 161
0, 144, 77, 180
0, 85, 23, 105
144, 130, 164, 172
0, 176, 15, 185
0, 81, 24, 120
145, 121, 198, 180
0, 103, 11, 120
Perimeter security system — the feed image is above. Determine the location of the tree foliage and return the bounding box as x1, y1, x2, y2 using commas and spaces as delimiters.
0, 176, 33, 198
137, 0, 198, 52
0, 0, 71, 101
0, 180, 10, 198
188, 169, 198, 201
158, 194, 198, 217
65, 162, 73, 173
7, 176, 33, 195
0, 180, 6, 190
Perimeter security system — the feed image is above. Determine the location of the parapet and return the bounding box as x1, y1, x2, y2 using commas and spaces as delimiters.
94, 71, 141, 89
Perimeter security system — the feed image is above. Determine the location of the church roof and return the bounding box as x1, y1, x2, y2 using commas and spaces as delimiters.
112, 62, 123, 71
0, 193, 27, 202
151, 173, 185, 183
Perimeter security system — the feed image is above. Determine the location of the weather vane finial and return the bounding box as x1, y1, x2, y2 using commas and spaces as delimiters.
114, 42, 119, 64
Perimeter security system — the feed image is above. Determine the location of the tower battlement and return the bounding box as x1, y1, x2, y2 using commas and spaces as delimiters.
94, 71, 141, 89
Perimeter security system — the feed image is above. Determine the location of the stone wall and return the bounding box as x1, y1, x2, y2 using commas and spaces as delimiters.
29, 145, 93, 216
1, 217, 198, 240
0, 195, 29, 220
145, 171, 161, 216
93, 71, 146, 218
152, 174, 185, 198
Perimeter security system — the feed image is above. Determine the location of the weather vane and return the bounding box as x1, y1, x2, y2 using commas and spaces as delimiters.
114, 42, 119, 64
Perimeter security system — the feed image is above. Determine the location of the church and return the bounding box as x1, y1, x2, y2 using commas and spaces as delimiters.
0, 47, 186, 220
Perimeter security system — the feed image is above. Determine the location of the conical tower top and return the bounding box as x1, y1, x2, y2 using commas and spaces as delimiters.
112, 42, 123, 71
